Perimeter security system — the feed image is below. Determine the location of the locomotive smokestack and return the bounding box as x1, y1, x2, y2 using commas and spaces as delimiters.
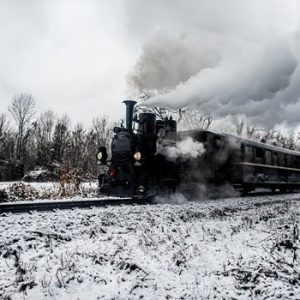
123, 100, 137, 131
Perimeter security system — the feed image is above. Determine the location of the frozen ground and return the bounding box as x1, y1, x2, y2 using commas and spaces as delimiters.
1, 193, 300, 299
0, 181, 99, 202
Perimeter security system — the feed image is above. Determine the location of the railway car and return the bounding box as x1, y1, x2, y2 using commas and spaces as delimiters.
177, 130, 300, 194
97, 101, 300, 198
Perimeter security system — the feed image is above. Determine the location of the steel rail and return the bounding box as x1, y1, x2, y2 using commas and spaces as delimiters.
0, 190, 298, 214
0, 198, 154, 214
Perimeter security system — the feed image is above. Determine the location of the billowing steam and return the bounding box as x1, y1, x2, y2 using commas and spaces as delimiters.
148, 41, 297, 107
126, 0, 300, 128
154, 193, 188, 205
166, 137, 205, 160
158, 136, 205, 161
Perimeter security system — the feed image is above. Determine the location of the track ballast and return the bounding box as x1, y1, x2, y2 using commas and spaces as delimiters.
1, 189, 298, 214
0, 198, 153, 214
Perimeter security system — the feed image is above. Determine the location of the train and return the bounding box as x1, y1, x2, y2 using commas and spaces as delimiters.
96, 100, 300, 199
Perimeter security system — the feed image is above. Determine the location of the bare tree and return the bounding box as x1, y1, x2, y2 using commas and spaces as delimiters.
70, 122, 86, 168
246, 125, 257, 139
136, 92, 175, 119
53, 115, 71, 163
92, 115, 113, 148
8, 94, 36, 160
31, 110, 57, 168
0, 113, 13, 161
9, 94, 36, 136
235, 120, 244, 137
0, 113, 9, 137
39, 110, 56, 142
177, 107, 212, 130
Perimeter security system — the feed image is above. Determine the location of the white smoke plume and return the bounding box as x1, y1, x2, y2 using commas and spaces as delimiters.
126, 0, 300, 129
154, 193, 188, 204
159, 136, 205, 161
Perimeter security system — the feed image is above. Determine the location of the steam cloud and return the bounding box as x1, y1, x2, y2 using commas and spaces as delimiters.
154, 193, 188, 205
126, 0, 300, 129
165, 137, 205, 160
157, 136, 205, 161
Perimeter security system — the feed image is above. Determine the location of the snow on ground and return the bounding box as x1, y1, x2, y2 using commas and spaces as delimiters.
1, 193, 300, 299
0, 181, 99, 202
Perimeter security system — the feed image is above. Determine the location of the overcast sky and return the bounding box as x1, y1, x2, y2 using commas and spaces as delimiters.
1, 0, 300, 129
0, 0, 139, 124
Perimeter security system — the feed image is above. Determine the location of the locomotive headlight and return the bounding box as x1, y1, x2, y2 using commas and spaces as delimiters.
133, 151, 141, 161
96, 151, 102, 161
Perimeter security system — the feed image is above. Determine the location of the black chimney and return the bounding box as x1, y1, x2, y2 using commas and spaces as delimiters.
123, 100, 137, 131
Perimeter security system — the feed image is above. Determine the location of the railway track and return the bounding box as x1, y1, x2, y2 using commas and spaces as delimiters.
1, 189, 298, 214
0, 198, 154, 214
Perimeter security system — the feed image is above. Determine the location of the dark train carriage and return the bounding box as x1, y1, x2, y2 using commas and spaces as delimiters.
177, 130, 239, 191
232, 137, 300, 192
178, 129, 300, 193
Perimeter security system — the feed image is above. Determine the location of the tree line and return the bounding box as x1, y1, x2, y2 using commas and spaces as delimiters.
0, 93, 114, 180
1, 93, 299, 181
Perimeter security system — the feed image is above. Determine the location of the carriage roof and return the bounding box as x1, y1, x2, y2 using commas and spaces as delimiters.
179, 129, 300, 158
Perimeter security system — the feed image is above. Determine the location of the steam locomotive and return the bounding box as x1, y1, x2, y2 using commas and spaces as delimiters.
97, 100, 300, 199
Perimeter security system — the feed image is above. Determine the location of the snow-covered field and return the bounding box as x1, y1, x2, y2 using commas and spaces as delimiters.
1, 193, 300, 299
0, 181, 99, 202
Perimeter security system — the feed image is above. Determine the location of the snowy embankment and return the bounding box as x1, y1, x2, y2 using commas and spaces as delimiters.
1, 193, 300, 299
0, 181, 99, 202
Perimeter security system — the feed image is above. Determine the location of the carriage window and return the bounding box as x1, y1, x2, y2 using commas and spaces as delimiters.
265, 151, 271, 165
241, 144, 245, 153
255, 148, 264, 159
245, 146, 253, 161
273, 152, 278, 165
286, 155, 293, 167
291, 156, 295, 167
296, 157, 300, 168
278, 153, 285, 166
240, 144, 245, 160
